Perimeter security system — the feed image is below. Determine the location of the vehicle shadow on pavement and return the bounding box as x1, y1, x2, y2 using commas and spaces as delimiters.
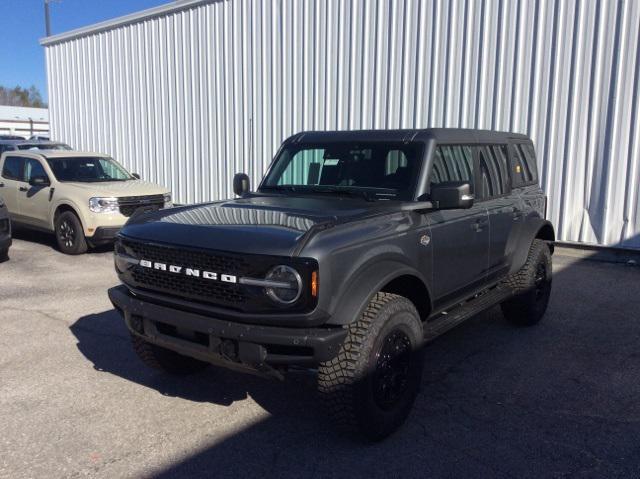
11, 227, 114, 254
70, 309, 322, 409
70, 249, 640, 478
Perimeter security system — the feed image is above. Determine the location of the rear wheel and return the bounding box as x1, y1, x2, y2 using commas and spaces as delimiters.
318, 293, 424, 441
55, 211, 87, 255
131, 334, 209, 375
501, 239, 552, 326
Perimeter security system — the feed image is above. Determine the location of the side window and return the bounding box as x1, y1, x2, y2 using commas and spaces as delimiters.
477, 145, 509, 199
25, 159, 48, 182
2, 156, 23, 181
430, 145, 474, 192
510, 143, 538, 186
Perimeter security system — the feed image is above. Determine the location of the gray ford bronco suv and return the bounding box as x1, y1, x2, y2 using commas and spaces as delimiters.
109, 128, 554, 440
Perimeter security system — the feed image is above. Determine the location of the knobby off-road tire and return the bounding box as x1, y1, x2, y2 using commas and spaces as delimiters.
131, 334, 209, 375
501, 239, 552, 326
55, 211, 88, 255
318, 293, 424, 441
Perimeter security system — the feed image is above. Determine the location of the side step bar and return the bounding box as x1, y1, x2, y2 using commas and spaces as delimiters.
424, 284, 512, 342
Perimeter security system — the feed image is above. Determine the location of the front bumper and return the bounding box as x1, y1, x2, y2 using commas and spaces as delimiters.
108, 285, 347, 375
88, 226, 120, 244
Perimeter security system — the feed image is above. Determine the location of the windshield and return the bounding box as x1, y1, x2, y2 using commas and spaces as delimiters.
46, 157, 133, 182
261, 142, 423, 200
17, 143, 71, 151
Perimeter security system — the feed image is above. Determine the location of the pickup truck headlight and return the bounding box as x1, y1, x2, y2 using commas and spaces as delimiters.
163, 193, 172, 208
89, 197, 119, 214
264, 265, 302, 304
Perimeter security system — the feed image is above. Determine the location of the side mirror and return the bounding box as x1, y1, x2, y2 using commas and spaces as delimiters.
430, 181, 473, 209
29, 176, 50, 187
132, 173, 141, 179
233, 173, 250, 196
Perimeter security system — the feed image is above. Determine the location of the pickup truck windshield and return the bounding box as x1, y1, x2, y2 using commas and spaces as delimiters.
46, 157, 133, 182
261, 142, 423, 200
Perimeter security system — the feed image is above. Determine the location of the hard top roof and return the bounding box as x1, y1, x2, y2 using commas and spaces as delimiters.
285, 128, 530, 144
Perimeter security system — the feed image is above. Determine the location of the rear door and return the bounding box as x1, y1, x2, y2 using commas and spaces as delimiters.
427, 145, 490, 305
0, 155, 24, 221
476, 144, 518, 283
19, 157, 53, 229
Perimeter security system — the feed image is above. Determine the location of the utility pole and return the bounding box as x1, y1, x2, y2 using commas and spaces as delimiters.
44, 0, 51, 36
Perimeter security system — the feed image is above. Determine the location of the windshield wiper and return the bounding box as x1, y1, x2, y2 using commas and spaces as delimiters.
306, 187, 376, 202
261, 185, 299, 193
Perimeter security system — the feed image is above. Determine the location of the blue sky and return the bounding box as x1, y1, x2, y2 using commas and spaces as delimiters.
0, 0, 169, 103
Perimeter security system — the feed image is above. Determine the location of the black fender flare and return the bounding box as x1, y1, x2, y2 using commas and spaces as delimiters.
508, 217, 555, 275
326, 258, 431, 326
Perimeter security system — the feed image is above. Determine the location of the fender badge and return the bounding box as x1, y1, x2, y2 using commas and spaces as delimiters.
420, 234, 430, 246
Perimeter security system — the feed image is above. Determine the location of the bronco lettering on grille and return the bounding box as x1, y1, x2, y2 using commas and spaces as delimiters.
139, 259, 237, 284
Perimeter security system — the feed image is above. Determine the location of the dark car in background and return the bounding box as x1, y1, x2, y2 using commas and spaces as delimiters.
0, 140, 71, 155
0, 194, 11, 261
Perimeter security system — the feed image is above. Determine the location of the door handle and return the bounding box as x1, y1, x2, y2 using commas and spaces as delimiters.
19, 186, 28, 192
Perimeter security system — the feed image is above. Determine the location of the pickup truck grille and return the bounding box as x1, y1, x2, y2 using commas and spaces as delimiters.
121, 238, 250, 307
118, 195, 165, 217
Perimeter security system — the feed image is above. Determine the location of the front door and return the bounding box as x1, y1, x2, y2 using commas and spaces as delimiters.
426, 145, 489, 304
19, 158, 53, 229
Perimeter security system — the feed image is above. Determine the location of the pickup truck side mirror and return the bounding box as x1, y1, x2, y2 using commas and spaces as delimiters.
29, 176, 50, 187
430, 181, 474, 209
233, 173, 250, 196
131, 173, 141, 179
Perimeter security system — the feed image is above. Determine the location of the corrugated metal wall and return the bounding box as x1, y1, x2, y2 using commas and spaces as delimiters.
43, 0, 640, 248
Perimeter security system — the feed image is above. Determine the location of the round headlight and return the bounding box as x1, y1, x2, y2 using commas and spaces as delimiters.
265, 265, 302, 304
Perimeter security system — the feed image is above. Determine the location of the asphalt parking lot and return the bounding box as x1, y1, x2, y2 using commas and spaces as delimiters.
1, 231, 640, 479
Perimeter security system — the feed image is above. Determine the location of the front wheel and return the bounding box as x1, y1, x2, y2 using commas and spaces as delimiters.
318, 293, 424, 441
501, 239, 552, 326
55, 211, 88, 255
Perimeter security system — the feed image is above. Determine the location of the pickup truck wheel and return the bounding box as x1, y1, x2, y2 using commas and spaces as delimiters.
501, 239, 552, 326
317, 292, 424, 441
130, 334, 209, 375
55, 211, 88, 255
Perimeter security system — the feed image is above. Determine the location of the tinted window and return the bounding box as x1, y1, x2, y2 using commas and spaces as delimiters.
511, 143, 537, 186
477, 145, 509, 199
430, 145, 474, 192
262, 143, 423, 200
2, 156, 23, 180
25, 159, 48, 182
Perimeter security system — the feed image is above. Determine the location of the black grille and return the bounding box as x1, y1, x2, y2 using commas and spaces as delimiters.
121, 239, 251, 308
118, 195, 165, 217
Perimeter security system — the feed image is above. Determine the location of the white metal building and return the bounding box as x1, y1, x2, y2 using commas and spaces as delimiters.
41, 0, 640, 249
0, 106, 49, 139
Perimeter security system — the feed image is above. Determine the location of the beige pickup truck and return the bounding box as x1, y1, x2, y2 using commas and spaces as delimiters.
0, 150, 171, 254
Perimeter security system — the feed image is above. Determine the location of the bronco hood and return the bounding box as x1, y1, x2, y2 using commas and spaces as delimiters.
120, 195, 393, 256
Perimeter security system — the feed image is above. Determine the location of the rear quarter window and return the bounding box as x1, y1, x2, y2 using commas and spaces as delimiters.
510, 143, 538, 187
